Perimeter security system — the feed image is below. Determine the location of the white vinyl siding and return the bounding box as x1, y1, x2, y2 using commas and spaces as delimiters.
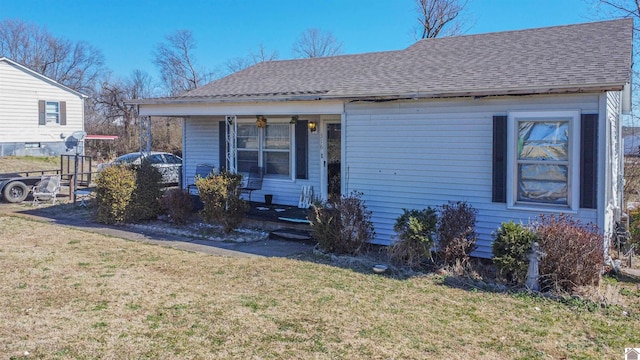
344, 94, 600, 258
603, 91, 624, 253
0, 59, 84, 146
176, 92, 612, 259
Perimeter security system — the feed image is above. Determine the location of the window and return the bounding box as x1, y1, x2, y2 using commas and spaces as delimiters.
508, 111, 579, 209
46, 102, 60, 124
264, 124, 290, 176
38, 100, 66, 125
237, 124, 259, 172
236, 122, 291, 177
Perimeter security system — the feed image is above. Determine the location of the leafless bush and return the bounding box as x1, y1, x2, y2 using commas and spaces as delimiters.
437, 201, 478, 266
533, 214, 604, 292
308, 191, 375, 255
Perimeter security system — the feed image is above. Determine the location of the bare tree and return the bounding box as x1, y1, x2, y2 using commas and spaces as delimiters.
292, 28, 343, 58
592, 1, 640, 29
152, 29, 214, 96
226, 43, 279, 73
0, 19, 105, 93
414, 0, 468, 38
87, 70, 181, 157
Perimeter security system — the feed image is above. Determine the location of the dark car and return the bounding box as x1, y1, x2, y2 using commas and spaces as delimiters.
97, 152, 182, 186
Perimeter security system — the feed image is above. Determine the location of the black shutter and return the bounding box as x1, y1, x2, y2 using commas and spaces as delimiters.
580, 114, 598, 209
38, 100, 46, 125
59, 101, 67, 125
492, 115, 508, 203
219, 121, 226, 172
295, 120, 308, 179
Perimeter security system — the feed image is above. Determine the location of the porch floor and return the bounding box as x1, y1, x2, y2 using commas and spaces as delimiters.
245, 201, 310, 223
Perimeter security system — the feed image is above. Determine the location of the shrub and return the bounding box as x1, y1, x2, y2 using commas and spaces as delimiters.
492, 221, 537, 284
196, 171, 248, 233
160, 188, 193, 225
389, 208, 437, 268
127, 160, 163, 222
533, 214, 604, 292
437, 201, 477, 265
95, 165, 136, 224
308, 191, 375, 255
627, 208, 640, 250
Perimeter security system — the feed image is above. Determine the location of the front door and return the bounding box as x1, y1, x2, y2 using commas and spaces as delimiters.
325, 122, 341, 200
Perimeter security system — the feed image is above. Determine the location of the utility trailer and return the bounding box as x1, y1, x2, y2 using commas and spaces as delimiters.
0, 170, 60, 203
0, 154, 93, 203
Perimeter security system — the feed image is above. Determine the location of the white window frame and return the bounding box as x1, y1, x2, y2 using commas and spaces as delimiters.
46, 101, 60, 124
506, 110, 580, 212
236, 119, 293, 179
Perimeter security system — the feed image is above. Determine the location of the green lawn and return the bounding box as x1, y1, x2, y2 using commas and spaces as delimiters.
0, 215, 638, 359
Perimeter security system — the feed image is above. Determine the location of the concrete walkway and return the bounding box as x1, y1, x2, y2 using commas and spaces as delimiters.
0, 203, 315, 258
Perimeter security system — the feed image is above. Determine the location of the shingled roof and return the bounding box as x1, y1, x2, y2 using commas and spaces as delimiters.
143, 19, 633, 103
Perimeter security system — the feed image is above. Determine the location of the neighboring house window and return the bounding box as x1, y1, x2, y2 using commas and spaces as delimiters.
38, 100, 67, 125
46, 102, 60, 124
236, 122, 291, 177
507, 111, 580, 210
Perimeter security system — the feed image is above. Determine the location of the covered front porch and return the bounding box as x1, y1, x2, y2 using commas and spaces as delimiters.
137, 99, 345, 208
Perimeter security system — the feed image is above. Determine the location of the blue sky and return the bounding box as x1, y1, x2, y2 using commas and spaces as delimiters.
2, 0, 602, 80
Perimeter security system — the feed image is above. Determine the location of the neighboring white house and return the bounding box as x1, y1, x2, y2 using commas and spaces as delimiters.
0, 57, 87, 157
131, 19, 633, 258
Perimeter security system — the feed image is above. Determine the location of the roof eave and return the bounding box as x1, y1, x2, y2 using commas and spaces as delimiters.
128, 83, 627, 106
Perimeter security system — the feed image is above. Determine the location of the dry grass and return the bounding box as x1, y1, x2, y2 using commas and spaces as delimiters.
1, 215, 639, 359
0, 156, 61, 174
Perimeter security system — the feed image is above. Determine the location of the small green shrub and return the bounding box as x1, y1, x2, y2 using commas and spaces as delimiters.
95, 165, 136, 224
127, 160, 163, 222
534, 214, 604, 292
196, 171, 248, 233
160, 188, 193, 225
492, 221, 537, 284
437, 201, 477, 265
308, 191, 375, 255
389, 208, 437, 268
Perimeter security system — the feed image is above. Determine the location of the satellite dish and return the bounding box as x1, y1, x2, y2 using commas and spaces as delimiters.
71, 131, 87, 141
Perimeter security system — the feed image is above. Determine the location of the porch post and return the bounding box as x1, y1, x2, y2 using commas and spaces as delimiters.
225, 115, 237, 173
140, 115, 151, 155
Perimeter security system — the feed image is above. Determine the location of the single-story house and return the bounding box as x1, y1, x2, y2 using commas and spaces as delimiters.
0, 57, 87, 157
132, 19, 632, 258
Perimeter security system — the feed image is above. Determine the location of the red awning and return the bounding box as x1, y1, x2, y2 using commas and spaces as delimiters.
85, 135, 118, 140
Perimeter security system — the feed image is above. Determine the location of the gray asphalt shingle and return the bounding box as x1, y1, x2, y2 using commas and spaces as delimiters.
170, 19, 634, 102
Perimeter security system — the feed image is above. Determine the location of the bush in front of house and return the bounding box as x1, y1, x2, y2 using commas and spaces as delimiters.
492, 221, 537, 285
626, 207, 640, 249
437, 201, 478, 265
160, 188, 193, 225
308, 191, 375, 255
95, 165, 136, 224
127, 160, 163, 223
388, 207, 438, 268
533, 214, 604, 292
196, 170, 248, 233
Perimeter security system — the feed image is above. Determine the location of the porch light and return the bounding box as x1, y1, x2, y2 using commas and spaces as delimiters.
308, 121, 317, 132
256, 115, 267, 128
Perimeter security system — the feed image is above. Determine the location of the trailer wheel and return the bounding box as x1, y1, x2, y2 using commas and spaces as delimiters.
3, 181, 29, 203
